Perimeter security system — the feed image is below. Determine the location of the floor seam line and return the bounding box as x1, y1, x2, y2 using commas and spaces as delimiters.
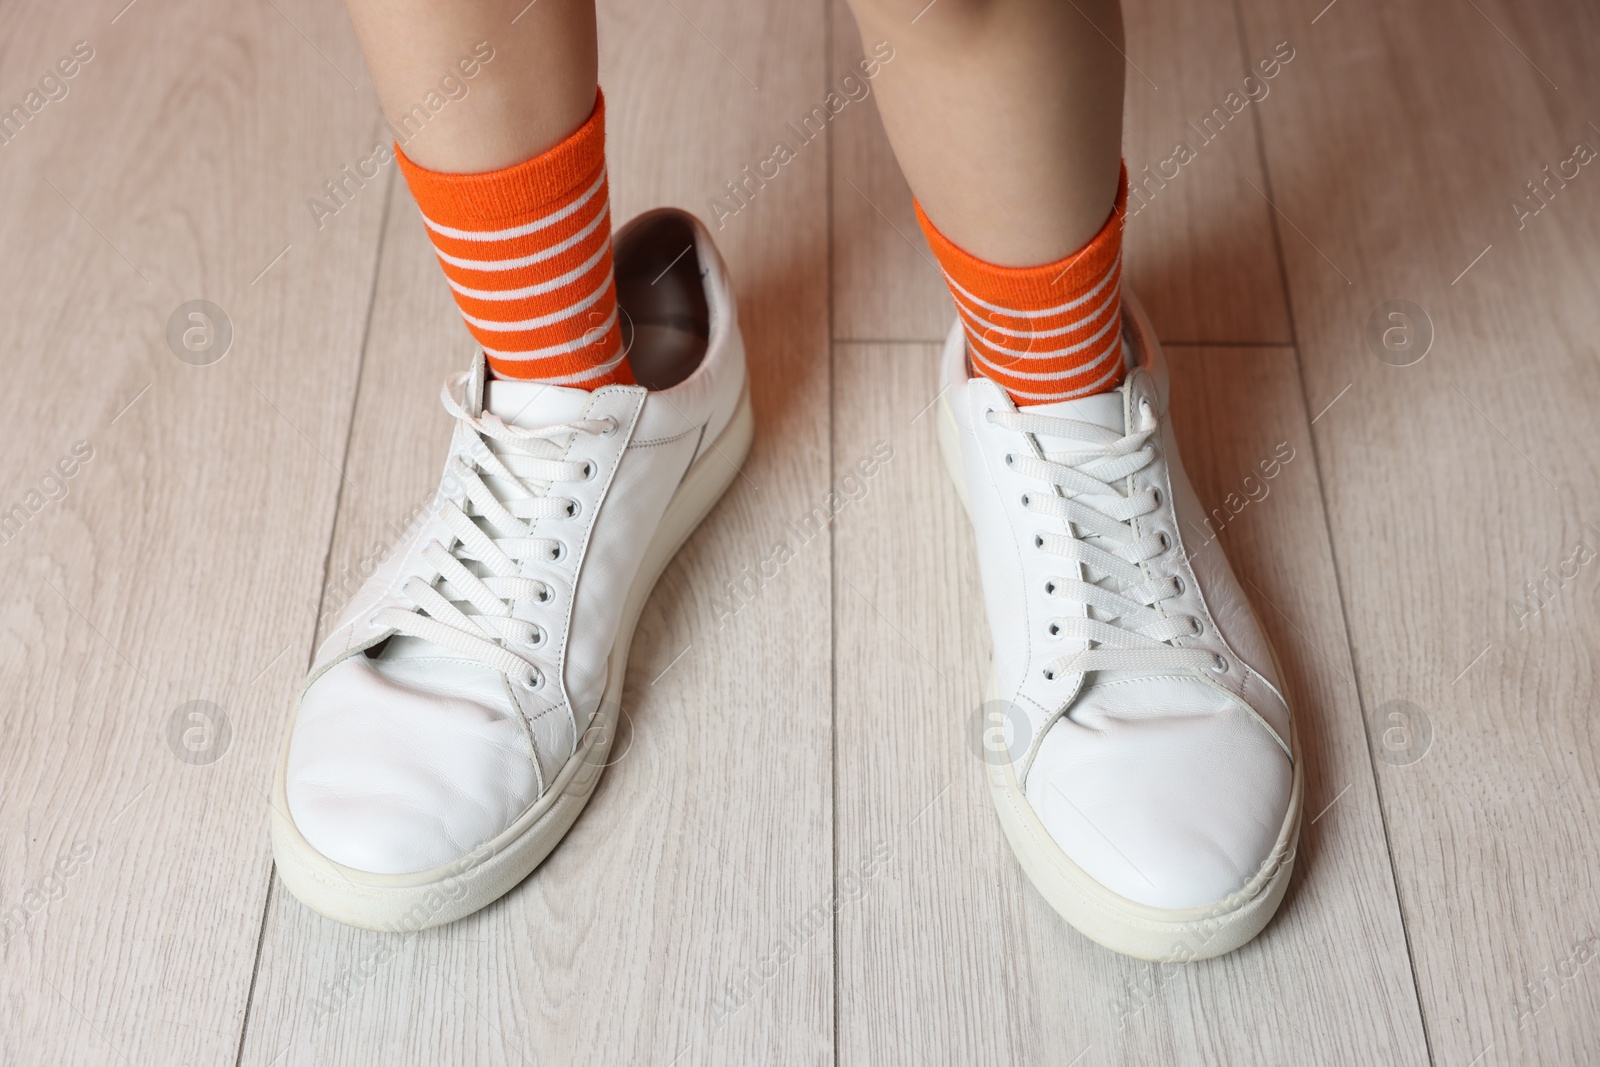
232, 150, 399, 1067
1228, 1, 1436, 1063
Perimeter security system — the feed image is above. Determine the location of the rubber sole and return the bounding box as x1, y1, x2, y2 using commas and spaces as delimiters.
270, 385, 755, 931
937, 392, 1302, 962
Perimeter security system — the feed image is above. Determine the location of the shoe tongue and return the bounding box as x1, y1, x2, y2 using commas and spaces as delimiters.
483, 377, 592, 429
1022, 385, 1132, 639
374, 376, 588, 682
1019, 386, 1127, 454
479, 376, 590, 501
1023, 386, 1125, 430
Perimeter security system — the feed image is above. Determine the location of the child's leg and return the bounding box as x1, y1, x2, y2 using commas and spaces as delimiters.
845, 0, 1128, 404
278, 1, 756, 929
346, 0, 598, 172
847, 0, 1124, 265
345, 0, 631, 386
859, 0, 1302, 962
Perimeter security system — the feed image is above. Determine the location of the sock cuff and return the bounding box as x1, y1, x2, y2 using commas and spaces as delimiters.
914, 161, 1128, 304
395, 87, 607, 229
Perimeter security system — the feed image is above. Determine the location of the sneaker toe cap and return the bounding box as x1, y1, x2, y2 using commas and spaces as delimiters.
1025, 695, 1292, 911
285, 657, 542, 875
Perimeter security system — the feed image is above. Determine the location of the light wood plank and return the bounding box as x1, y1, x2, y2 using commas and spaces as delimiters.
1235, 0, 1600, 1061
825, 0, 952, 343
236, 0, 836, 1062
10, 0, 1596, 1058
831, 341, 1425, 1063
1117, 0, 1294, 345
827, 0, 1292, 345
0, 0, 388, 1064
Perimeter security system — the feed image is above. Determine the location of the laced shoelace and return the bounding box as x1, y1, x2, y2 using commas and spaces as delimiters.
372, 371, 618, 689
987, 406, 1220, 680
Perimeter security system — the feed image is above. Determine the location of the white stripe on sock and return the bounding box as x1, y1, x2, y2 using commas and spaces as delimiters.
480, 305, 618, 361
961, 304, 1120, 362
488, 337, 630, 386
941, 251, 1120, 319
968, 329, 1123, 382
459, 275, 612, 332
443, 238, 611, 301
987, 342, 1127, 401
951, 281, 1120, 342
417, 168, 608, 242
431, 199, 609, 272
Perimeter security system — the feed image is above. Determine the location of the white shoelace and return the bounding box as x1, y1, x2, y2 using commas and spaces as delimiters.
373, 371, 617, 688
987, 406, 1220, 679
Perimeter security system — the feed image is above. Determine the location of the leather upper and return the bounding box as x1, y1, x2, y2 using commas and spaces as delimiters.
944, 294, 1295, 909
285, 210, 745, 875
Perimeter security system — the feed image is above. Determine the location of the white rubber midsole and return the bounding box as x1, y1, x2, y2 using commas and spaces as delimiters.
270, 385, 755, 931
938, 391, 1303, 961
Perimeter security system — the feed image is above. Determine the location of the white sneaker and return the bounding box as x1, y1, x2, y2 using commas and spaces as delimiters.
938, 292, 1302, 961
271, 209, 752, 930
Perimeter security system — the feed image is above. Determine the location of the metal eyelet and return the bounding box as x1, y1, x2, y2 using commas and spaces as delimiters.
1190, 617, 1204, 636
1047, 622, 1061, 638
1034, 534, 1045, 548
581, 461, 597, 481
527, 668, 546, 690
1020, 493, 1030, 507
1042, 667, 1056, 681
551, 542, 568, 563
529, 626, 546, 648
1173, 575, 1186, 595
565, 499, 581, 518
599, 416, 619, 437
1151, 487, 1163, 507
1211, 655, 1228, 673
1004, 453, 1015, 467
1043, 580, 1056, 595
537, 584, 553, 604
1157, 531, 1171, 552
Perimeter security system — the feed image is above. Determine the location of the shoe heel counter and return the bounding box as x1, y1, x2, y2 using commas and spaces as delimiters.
691, 214, 748, 459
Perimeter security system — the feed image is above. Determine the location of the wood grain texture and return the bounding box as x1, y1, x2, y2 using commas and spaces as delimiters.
0, 0, 386, 1065
5, 0, 1599, 1061
1234, 0, 1600, 1062
825, 0, 952, 344
1118, 0, 1294, 345
826, 0, 1292, 345
235, 0, 836, 1063
830, 341, 1425, 1065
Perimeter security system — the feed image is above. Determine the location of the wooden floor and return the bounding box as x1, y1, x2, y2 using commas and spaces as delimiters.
2, 0, 1597, 1062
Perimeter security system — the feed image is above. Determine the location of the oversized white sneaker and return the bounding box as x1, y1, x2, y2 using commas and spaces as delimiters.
271, 209, 752, 930
938, 292, 1302, 961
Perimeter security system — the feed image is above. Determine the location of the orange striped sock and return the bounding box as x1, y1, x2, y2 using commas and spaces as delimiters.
916, 163, 1129, 406
395, 89, 632, 388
